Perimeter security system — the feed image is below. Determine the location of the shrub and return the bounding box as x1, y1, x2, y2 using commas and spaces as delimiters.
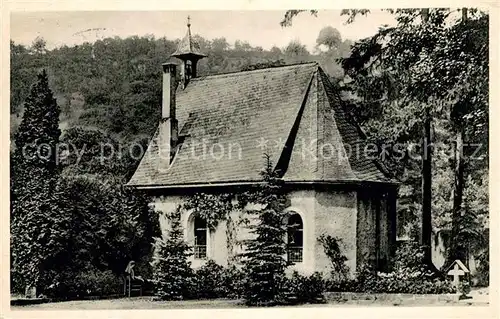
43, 269, 121, 299
347, 242, 454, 294
351, 265, 454, 294
190, 261, 245, 299
323, 241, 454, 294
473, 248, 489, 287
393, 241, 433, 273
222, 264, 245, 299
459, 281, 471, 296
191, 260, 227, 299
283, 271, 326, 304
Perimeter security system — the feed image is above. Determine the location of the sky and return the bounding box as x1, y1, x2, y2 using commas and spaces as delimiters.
10, 10, 396, 52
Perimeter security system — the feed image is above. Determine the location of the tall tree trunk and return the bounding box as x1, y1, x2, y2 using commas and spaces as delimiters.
449, 8, 468, 264
421, 107, 433, 265
419, 8, 433, 266
450, 130, 466, 260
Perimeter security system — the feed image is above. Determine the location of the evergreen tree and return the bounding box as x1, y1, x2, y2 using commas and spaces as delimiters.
11, 69, 64, 295
151, 206, 193, 300
240, 155, 289, 306
12, 69, 61, 193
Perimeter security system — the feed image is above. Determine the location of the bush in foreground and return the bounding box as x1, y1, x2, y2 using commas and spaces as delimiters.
326, 241, 454, 294
42, 269, 121, 299
283, 271, 326, 304
189, 260, 245, 299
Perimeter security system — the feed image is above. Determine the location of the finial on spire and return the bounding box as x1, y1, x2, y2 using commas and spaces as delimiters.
187, 15, 191, 28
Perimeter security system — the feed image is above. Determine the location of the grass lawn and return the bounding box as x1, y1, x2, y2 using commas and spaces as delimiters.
11, 296, 487, 310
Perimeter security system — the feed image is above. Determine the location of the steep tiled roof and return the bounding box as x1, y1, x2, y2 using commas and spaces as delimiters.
127, 63, 393, 188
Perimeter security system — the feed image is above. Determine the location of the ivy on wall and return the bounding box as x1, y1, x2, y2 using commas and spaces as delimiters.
183, 193, 233, 229
183, 193, 240, 262
318, 234, 349, 282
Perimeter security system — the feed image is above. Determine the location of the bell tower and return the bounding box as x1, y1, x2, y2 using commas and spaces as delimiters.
171, 16, 207, 86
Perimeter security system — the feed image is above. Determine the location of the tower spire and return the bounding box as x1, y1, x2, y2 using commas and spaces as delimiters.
171, 15, 207, 83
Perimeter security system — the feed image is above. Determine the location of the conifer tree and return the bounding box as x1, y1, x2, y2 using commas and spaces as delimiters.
151, 206, 194, 300
12, 69, 61, 195
11, 69, 64, 296
241, 155, 289, 306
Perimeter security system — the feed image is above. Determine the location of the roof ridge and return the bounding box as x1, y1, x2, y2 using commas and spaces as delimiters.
191, 61, 318, 81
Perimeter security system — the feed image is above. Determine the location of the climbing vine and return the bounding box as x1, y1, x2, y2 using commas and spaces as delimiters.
318, 234, 349, 283
183, 193, 240, 261
184, 193, 233, 228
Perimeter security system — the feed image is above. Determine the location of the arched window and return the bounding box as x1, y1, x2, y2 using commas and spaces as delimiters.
287, 213, 303, 263
194, 215, 207, 259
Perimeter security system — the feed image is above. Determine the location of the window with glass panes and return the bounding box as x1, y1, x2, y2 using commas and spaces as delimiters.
194, 216, 207, 259
287, 213, 303, 263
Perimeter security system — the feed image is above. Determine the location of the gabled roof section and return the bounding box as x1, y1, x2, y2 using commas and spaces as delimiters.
127, 63, 394, 188
317, 68, 391, 182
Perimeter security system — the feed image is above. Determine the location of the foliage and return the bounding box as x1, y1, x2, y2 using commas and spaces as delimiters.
240, 155, 290, 306
473, 245, 489, 287
10, 69, 63, 292
151, 206, 194, 300
183, 192, 240, 261
280, 10, 318, 27
12, 173, 160, 298
318, 234, 349, 283
222, 264, 246, 298
316, 26, 342, 51
353, 268, 453, 294
283, 271, 326, 304
346, 9, 488, 264
41, 269, 122, 299
459, 281, 471, 296
283, 40, 312, 64
10, 70, 159, 297
10, 184, 70, 295
351, 242, 454, 294
183, 193, 234, 229
190, 260, 227, 299
11, 69, 61, 190
322, 241, 453, 294
190, 260, 245, 299
57, 175, 159, 275
10, 32, 346, 143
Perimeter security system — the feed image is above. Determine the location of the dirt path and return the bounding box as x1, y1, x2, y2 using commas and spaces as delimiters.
11, 295, 488, 310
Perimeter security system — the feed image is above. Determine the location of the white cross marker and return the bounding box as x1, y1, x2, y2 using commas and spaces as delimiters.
448, 263, 465, 288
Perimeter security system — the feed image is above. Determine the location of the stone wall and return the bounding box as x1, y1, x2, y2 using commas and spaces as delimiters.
313, 189, 358, 277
